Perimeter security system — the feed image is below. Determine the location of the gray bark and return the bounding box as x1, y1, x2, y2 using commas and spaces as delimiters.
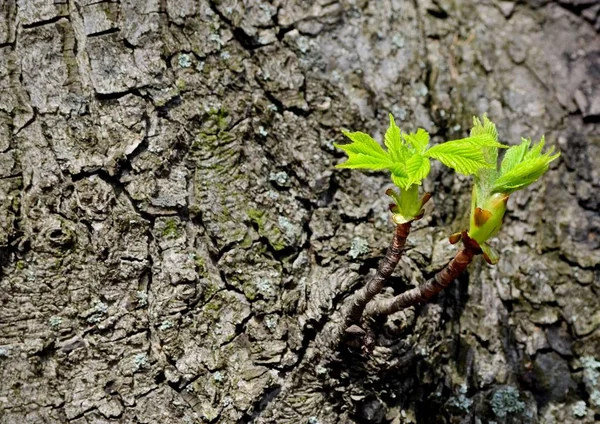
1, 0, 599, 423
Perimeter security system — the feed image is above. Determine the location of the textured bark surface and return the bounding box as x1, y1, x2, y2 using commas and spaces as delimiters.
1, 1, 599, 423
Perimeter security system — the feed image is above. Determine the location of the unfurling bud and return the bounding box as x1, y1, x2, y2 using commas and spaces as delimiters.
468, 187, 508, 246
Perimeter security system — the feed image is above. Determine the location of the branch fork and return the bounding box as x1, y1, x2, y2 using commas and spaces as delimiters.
364, 231, 481, 317
341, 221, 482, 347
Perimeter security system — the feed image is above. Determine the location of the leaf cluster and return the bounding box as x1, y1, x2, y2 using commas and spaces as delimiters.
462, 115, 560, 263
492, 136, 560, 194
335, 114, 506, 191
466, 115, 560, 201
334, 112, 560, 267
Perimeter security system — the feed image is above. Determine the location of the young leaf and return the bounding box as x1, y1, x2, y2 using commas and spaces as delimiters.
523, 135, 546, 160
337, 131, 389, 159
499, 138, 530, 176
336, 154, 393, 170
388, 154, 430, 189
425, 141, 494, 175
405, 154, 431, 185
335, 131, 393, 171
403, 128, 429, 153
470, 114, 501, 166
385, 114, 409, 163
388, 163, 409, 179
470, 114, 498, 141
453, 133, 506, 148
492, 137, 560, 193
391, 174, 409, 190
492, 155, 558, 193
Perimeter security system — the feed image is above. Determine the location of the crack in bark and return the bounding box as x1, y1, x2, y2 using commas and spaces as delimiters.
87, 27, 121, 38
22, 16, 69, 30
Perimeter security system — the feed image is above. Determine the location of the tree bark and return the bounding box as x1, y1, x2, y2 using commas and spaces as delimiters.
1, 1, 599, 424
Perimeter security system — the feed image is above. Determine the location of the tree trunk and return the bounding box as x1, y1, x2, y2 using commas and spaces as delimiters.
1, 1, 599, 423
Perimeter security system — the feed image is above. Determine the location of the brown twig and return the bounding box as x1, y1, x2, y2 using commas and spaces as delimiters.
343, 222, 412, 331
364, 231, 481, 317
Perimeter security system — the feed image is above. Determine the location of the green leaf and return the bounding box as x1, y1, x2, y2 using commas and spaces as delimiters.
470, 114, 500, 166
403, 128, 429, 153
335, 130, 393, 171
405, 154, 431, 185
424, 115, 505, 177
391, 173, 409, 190
335, 154, 392, 170
470, 114, 498, 141
493, 154, 559, 193
388, 162, 409, 179
337, 131, 388, 159
499, 138, 530, 176
452, 133, 507, 148
385, 114, 409, 163
492, 136, 560, 193
388, 154, 429, 189
524, 135, 546, 160
425, 140, 494, 175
